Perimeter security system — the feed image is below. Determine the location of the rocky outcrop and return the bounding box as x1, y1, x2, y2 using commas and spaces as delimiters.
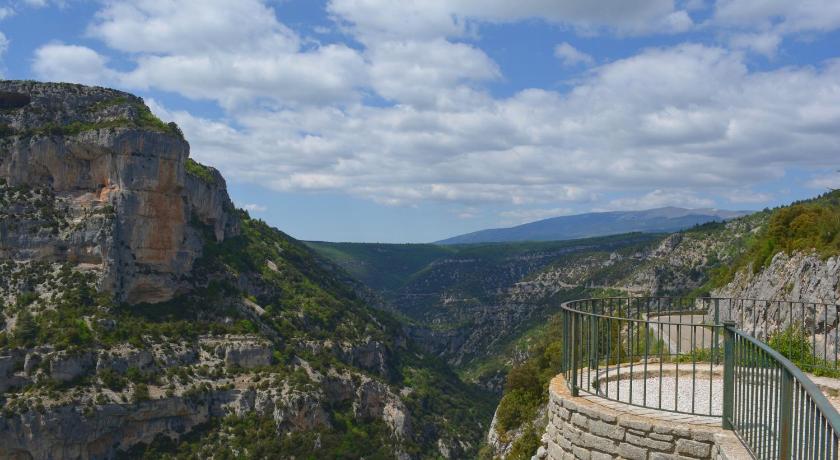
714, 252, 840, 305
199, 335, 273, 369
0, 81, 239, 304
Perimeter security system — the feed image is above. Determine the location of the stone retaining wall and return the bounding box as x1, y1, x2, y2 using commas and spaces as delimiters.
538, 375, 750, 459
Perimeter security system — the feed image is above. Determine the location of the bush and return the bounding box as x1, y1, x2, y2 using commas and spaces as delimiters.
132, 383, 150, 403
13, 309, 38, 347
495, 388, 541, 434
768, 326, 813, 366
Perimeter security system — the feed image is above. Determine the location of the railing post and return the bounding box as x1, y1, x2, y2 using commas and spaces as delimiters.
570, 312, 579, 397
590, 306, 599, 369
723, 320, 736, 430
713, 298, 720, 364
779, 369, 793, 460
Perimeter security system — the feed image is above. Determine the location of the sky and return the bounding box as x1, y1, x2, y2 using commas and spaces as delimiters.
0, 0, 839, 243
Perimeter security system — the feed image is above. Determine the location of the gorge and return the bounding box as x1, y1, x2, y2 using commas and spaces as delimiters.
2, 81, 840, 460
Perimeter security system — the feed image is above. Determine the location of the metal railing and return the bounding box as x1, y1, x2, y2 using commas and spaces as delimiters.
716, 298, 840, 375
725, 324, 840, 459
560, 297, 840, 459
562, 297, 724, 416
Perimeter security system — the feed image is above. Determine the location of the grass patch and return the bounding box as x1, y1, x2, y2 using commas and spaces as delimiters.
185, 158, 217, 184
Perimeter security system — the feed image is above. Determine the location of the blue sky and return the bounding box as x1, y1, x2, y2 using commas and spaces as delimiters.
1, 0, 839, 242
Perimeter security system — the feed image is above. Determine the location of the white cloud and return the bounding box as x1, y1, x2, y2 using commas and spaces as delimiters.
367, 39, 499, 107
328, 0, 694, 40
32, 43, 116, 86
72, 0, 368, 109
0, 7, 14, 20
242, 203, 267, 213
88, 0, 299, 54
728, 32, 782, 57
499, 207, 573, 225
607, 190, 716, 211
807, 172, 840, 190
27, 1, 840, 216
554, 42, 594, 67
0, 32, 8, 56
712, 0, 840, 56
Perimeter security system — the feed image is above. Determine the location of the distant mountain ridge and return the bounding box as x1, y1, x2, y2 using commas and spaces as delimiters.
436, 206, 751, 244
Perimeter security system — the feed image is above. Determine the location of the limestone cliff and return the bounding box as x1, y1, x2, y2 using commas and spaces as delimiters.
713, 251, 840, 305
0, 82, 491, 459
0, 81, 238, 305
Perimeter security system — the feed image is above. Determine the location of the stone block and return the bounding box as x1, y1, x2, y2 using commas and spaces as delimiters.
571, 413, 589, 429
572, 446, 591, 460
589, 419, 625, 441
618, 418, 652, 432
618, 442, 649, 460
625, 432, 673, 451
579, 432, 618, 454
676, 439, 711, 458
556, 406, 571, 420
650, 432, 674, 442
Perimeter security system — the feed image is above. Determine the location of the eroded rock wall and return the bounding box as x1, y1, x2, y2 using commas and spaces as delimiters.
0, 81, 239, 304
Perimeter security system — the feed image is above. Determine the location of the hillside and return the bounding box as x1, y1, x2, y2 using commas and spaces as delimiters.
310, 234, 661, 378
485, 192, 840, 459
0, 81, 493, 459
436, 207, 749, 245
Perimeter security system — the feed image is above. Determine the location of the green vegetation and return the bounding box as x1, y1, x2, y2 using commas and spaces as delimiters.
5, 95, 184, 139
765, 325, 840, 377
491, 315, 562, 438
306, 241, 455, 292
119, 413, 397, 460
185, 158, 217, 184
705, 191, 840, 289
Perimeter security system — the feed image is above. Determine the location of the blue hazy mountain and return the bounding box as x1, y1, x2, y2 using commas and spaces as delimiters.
436, 207, 751, 244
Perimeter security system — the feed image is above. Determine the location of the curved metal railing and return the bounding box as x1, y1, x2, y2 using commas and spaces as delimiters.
725, 326, 840, 459
560, 297, 840, 460
561, 297, 725, 416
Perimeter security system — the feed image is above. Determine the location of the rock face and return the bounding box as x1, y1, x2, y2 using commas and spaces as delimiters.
0, 81, 238, 304
712, 251, 840, 355
714, 252, 840, 305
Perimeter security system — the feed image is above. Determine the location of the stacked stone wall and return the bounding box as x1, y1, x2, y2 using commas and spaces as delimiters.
539, 376, 749, 460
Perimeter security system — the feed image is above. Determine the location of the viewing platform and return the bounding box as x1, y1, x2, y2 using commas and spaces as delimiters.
541, 297, 840, 460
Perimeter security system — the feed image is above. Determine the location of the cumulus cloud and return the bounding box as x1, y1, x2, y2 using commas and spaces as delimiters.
328, 0, 694, 40
143, 43, 840, 210
242, 204, 267, 213
32, 43, 116, 86
554, 42, 594, 67
26, 0, 840, 218
61, 0, 368, 109
606, 189, 716, 211
713, 0, 840, 55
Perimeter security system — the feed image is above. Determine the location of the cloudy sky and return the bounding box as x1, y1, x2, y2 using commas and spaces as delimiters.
1, 0, 839, 242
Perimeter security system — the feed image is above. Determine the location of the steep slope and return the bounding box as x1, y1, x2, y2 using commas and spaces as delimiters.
436, 207, 749, 245
711, 191, 840, 300
0, 82, 493, 459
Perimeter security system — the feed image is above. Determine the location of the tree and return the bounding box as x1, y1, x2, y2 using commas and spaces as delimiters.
13, 309, 38, 347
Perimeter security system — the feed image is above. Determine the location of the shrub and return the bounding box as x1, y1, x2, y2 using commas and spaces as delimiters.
132, 383, 150, 403
495, 388, 541, 435
13, 309, 38, 347
768, 326, 813, 366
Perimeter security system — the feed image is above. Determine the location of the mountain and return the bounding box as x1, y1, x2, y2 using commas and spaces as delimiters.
436, 207, 750, 244
0, 81, 493, 459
